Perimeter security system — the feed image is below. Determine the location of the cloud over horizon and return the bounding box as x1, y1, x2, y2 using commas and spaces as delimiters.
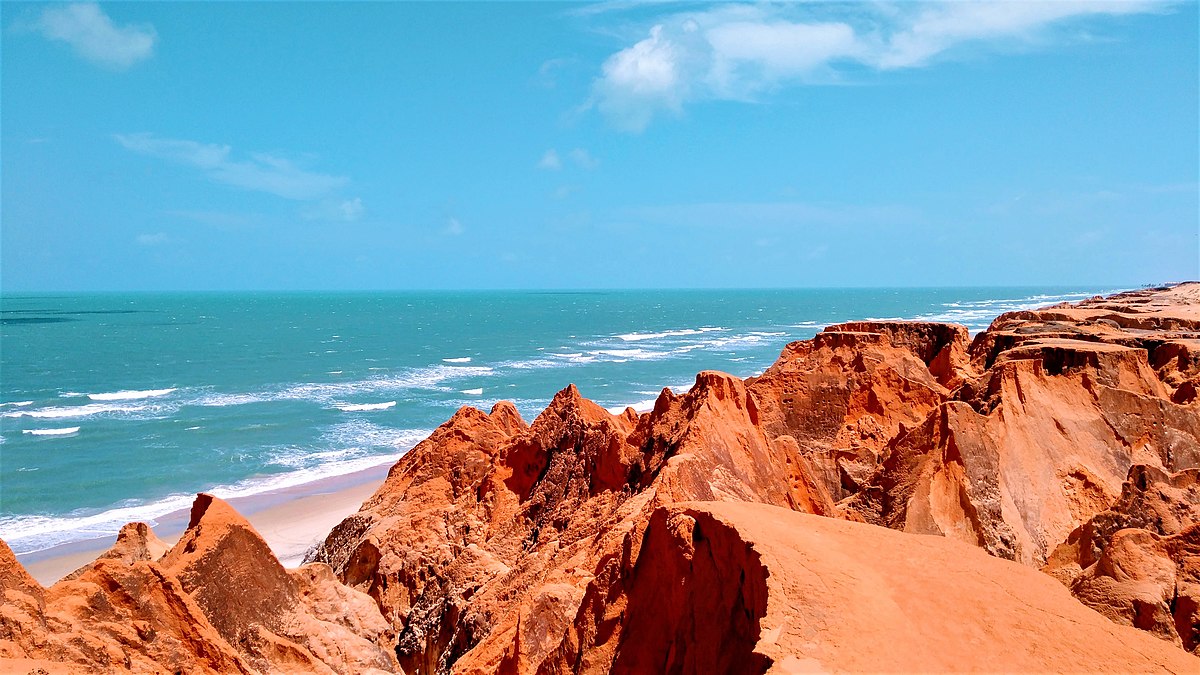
589, 1, 1163, 130
35, 2, 157, 69
114, 133, 350, 201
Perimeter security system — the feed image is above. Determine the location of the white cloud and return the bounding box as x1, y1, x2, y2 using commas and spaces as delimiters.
569, 148, 600, 169
301, 197, 365, 222
338, 198, 365, 221
875, 1, 1157, 69
114, 133, 348, 200
135, 232, 169, 246
538, 149, 562, 170
706, 21, 862, 96
36, 2, 156, 69
593, 24, 688, 132
590, 1, 1163, 130
539, 148, 598, 170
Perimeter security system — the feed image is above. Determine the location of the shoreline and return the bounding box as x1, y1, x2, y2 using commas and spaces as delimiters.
18, 459, 393, 587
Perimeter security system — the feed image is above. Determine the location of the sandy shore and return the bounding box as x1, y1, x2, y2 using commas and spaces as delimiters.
19, 461, 392, 586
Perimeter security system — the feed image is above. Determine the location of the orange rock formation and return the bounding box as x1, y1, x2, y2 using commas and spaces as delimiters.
1, 494, 397, 674
3, 283, 1197, 673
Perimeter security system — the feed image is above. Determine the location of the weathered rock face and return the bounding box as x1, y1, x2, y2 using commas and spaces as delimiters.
0, 495, 397, 674
834, 287, 1200, 568
312, 372, 836, 674
302, 283, 1199, 671
1045, 465, 1200, 652
615, 502, 1198, 674
4, 283, 1198, 673
746, 321, 965, 504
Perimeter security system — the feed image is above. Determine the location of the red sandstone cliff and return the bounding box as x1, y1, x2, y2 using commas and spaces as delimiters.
3, 283, 1198, 673
0, 495, 397, 674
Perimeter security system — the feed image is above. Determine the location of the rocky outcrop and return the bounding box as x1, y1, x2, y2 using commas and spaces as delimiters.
832, 287, 1200, 568
302, 284, 1199, 670
311, 372, 835, 674
614, 501, 1197, 673
0, 495, 397, 674
1044, 465, 1200, 652
746, 321, 966, 504
4, 283, 1198, 673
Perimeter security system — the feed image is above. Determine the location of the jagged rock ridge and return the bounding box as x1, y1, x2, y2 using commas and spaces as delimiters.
3, 283, 1197, 673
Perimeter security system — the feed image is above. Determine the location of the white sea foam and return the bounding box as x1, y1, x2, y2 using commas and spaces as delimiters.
616, 327, 725, 342
551, 352, 596, 364
334, 401, 397, 412
909, 290, 1126, 332
22, 427, 80, 436
505, 358, 559, 370
461, 388, 484, 395
87, 388, 176, 401
443, 357, 472, 363
0, 425, 433, 555
604, 398, 659, 415
2, 403, 151, 419
590, 348, 670, 360
192, 364, 497, 408
0, 401, 33, 408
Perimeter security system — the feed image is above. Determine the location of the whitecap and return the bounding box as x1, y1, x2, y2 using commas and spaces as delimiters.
616, 327, 725, 342
0, 426, 433, 555
87, 388, 176, 402
2, 403, 150, 419
22, 427, 80, 436
0, 401, 33, 408
334, 401, 397, 412
443, 357, 472, 363
604, 398, 659, 415
461, 388, 484, 395
191, 365, 497, 408
590, 348, 670, 360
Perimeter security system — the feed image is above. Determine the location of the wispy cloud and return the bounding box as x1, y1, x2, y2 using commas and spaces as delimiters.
35, 2, 156, 69
114, 133, 348, 200
301, 198, 365, 222
538, 149, 562, 170
540, 147, 599, 170
445, 217, 465, 236
569, 148, 600, 169
588, 1, 1163, 130
134, 232, 169, 246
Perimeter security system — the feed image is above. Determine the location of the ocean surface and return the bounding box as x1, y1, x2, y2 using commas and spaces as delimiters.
0, 288, 1119, 555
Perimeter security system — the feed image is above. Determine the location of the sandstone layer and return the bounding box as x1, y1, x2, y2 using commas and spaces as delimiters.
0, 495, 397, 674
307, 283, 1199, 671
3, 283, 1198, 673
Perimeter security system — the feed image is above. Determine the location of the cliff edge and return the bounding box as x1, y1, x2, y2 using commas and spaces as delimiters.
3, 283, 1197, 673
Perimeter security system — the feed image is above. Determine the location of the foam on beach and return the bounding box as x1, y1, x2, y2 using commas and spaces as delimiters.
0, 425, 432, 556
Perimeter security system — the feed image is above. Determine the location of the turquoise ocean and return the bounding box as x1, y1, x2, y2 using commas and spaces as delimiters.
0, 288, 1118, 555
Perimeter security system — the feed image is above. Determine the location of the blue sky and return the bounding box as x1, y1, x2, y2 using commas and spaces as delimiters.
2, 1, 1196, 290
